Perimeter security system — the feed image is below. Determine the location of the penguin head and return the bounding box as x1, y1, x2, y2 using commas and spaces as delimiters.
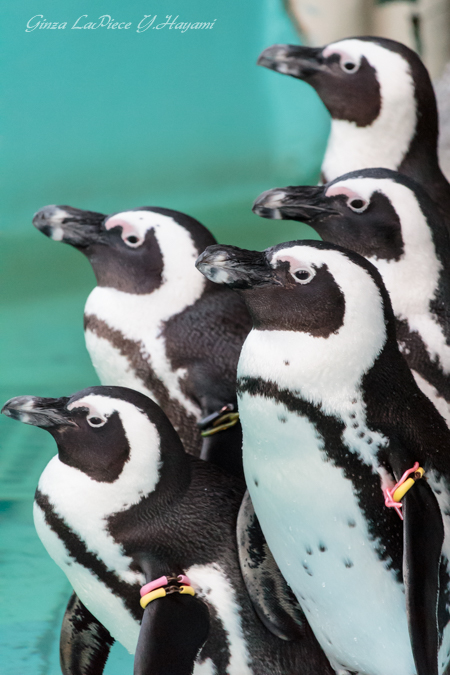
33, 205, 216, 294
254, 168, 446, 260
196, 239, 394, 344
253, 169, 449, 318
2, 386, 188, 490
257, 37, 432, 130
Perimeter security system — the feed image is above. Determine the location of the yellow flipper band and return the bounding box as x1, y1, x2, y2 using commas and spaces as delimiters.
392, 467, 425, 502
140, 585, 196, 609
140, 587, 166, 609
201, 412, 240, 437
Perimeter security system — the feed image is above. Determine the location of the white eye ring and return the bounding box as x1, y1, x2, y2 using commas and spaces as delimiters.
291, 266, 316, 285
123, 234, 144, 248
347, 197, 368, 213
87, 415, 107, 428
341, 60, 359, 73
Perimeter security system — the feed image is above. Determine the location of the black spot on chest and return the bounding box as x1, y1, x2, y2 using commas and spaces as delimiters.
237, 376, 404, 578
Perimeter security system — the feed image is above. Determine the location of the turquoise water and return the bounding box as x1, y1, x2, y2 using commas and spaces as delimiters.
0, 0, 327, 671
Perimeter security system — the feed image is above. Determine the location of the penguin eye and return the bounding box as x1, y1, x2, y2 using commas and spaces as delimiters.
341, 60, 358, 73
292, 267, 315, 285
124, 235, 142, 248
87, 416, 107, 428
347, 198, 368, 213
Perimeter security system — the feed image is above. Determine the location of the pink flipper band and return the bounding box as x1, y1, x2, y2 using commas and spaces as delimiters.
140, 574, 192, 598
140, 576, 168, 597
177, 574, 190, 586
384, 462, 421, 521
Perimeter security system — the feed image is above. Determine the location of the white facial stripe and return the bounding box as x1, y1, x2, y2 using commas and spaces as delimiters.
246, 246, 386, 412
334, 176, 450, 375
105, 210, 156, 243
84, 212, 205, 421
105, 215, 145, 245
322, 39, 416, 180
325, 185, 360, 200
68, 398, 105, 419
37, 395, 162, 579
322, 46, 360, 67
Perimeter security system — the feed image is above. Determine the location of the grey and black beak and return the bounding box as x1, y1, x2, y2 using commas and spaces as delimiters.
32, 205, 106, 248
257, 44, 324, 79
253, 186, 335, 222
195, 245, 274, 289
2, 395, 74, 429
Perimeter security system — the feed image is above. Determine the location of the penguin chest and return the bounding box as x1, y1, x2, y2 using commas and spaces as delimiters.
84, 288, 202, 453
33, 498, 141, 653
240, 393, 415, 675
84, 288, 198, 413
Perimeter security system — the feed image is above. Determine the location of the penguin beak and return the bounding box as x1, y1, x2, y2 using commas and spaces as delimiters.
257, 44, 324, 79
253, 186, 338, 222
196, 245, 275, 289
33, 205, 107, 248
2, 396, 76, 428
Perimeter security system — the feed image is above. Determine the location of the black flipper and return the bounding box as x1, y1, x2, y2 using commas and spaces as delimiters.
134, 593, 210, 675
403, 477, 444, 675
237, 491, 305, 640
200, 420, 243, 478
60, 592, 114, 675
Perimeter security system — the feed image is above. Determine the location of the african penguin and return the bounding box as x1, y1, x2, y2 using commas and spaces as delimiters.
253, 168, 450, 426
196, 239, 450, 675
257, 37, 450, 230
2, 386, 335, 675
32, 205, 252, 476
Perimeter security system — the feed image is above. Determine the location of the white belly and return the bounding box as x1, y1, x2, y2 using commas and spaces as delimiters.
34, 505, 252, 673
34, 502, 141, 653
240, 393, 416, 675
84, 287, 202, 420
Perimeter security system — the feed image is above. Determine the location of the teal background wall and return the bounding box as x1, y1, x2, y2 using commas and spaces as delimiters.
0, 1, 329, 672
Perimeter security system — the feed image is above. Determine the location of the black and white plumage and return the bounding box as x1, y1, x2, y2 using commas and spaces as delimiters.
257, 37, 450, 231
196, 239, 450, 675
32, 205, 251, 476
2, 386, 334, 675
253, 168, 450, 426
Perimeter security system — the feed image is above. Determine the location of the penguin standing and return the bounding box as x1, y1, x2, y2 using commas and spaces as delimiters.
196, 239, 450, 675
253, 168, 450, 425
2, 386, 333, 675
32, 205, 252, 475
257, 37, 450, 231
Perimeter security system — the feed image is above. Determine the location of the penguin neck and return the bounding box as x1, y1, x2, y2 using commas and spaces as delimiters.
84, 261, 208, 330
322, 112, 415, 182
322, 51, 417, 182
238, 318, 386, 419
38, 409, 191, 530
396, 81, 450, 213
368, 193, 450, 378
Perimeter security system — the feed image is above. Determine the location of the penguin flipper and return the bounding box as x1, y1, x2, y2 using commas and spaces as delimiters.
237, 491, 305, 641
403, 479, 444, 675
60, 592, 114, 675
200, 419, 243, 477
134, 593, 210, 675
